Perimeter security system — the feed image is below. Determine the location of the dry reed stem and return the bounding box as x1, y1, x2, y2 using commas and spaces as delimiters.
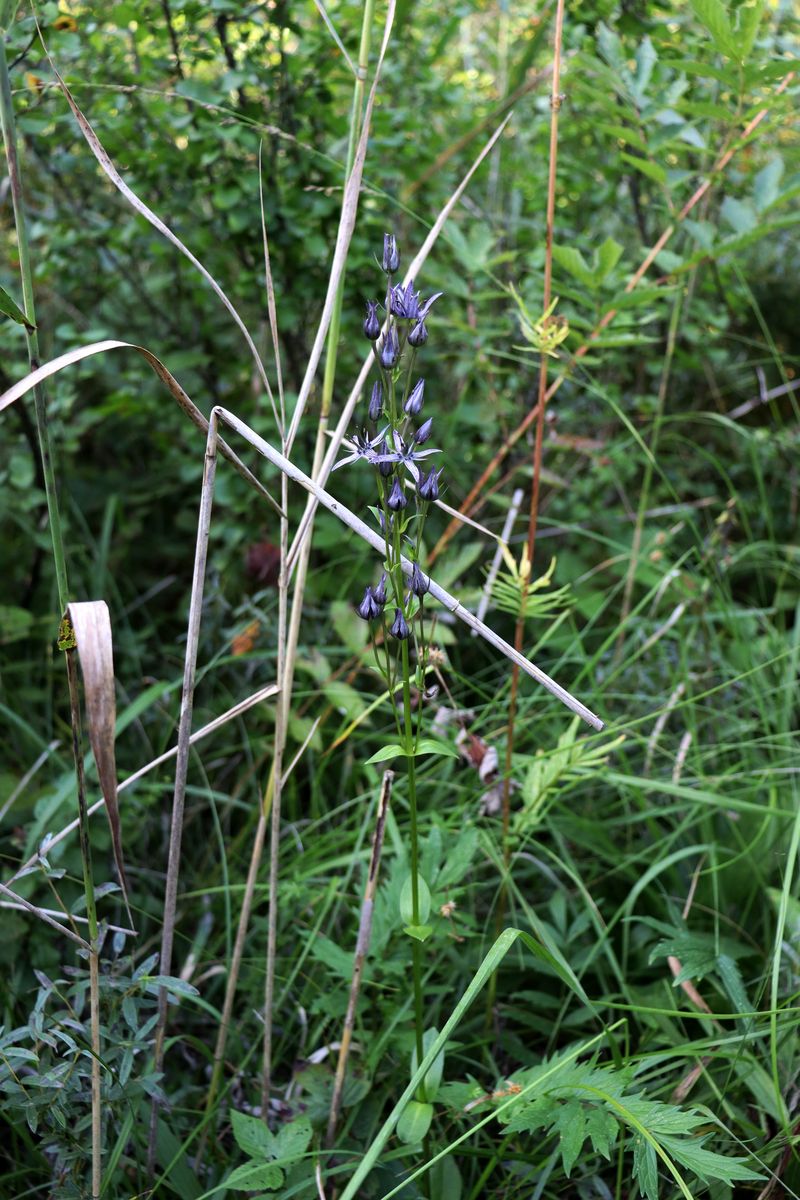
0, 339, 283, 514
474, 488, 525, 630
500, 0, 566, 870
4, 682, 279, 889
0, 882, 91, 950
217, 406, 603, 727
148, 410, 219, 1168
325, 769, 393, 1147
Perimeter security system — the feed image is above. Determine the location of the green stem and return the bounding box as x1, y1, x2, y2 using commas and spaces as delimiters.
0, 35, 69, 613
401, 637, 425, 1073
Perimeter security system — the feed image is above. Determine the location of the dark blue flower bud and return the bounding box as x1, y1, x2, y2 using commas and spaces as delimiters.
387, 477, 407, 511
410, 562, 429, 597
356, 585, 380, 621
418, 467, 442, 501
408, 320, 428, 348
390, 607, 410, 640
415, 417, 433, 444
376, 439, 394, 477
380, 327, 400, 369
363, 300, 381, 341
368, 381, 383, 422
383, 233, 400, 274
404, 378, 425, 416
373, 572, 388, 606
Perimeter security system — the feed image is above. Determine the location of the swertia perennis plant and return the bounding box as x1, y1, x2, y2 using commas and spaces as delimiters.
335, 233, 448, 1146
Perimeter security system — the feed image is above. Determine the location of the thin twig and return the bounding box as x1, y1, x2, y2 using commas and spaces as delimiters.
326, 770, 392, 1147
0, 882, 91, 950
474, 487, 525, 630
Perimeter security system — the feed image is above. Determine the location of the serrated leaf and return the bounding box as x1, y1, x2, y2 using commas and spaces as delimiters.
586, 1105, 618, 1158
396, 1099, 434, 1144
736, 0, 765, 59
689, 0, 739, 59
555, 1099, 585, 1174
632, 1137, 659, 1200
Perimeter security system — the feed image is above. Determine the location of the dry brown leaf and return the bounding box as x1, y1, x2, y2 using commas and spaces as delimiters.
66, 601, 132, 926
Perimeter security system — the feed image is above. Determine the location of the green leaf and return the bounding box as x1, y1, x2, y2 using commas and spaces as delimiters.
412, 1027, 445, 1103
0, 283, 33, 329
225, 1161, 283, 1191
555, 1099, 585, 1174
403, 924, 434, 942
689, 0, 739, 58
273, 1116, 313, 1161
231, 1110, 275, 1160
586, 1105, 618, 1158
365, 738, 457, 765
400, 874, 431, 925
595, 237, 624, 282
632, 1138, 659, 1200
620, 152, 667, 186
551, 244, 597, 289
720, 195, 757, 234
736, 0, 765, 59
396, 1100, 434, 1144
753, 156, 784, 212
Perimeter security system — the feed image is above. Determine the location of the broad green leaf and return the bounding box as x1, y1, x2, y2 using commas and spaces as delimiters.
231, 1110, 274, 1160
632, 1138, 659, 1200
551, 244, 596, 289
622, 152, 664, 185
403, 923, 434, 942
596, 237, 624, 282
225, 1161, 283, 1191
720, 195, 757, 234
429, 1156, 462, 1200
753, 157, 784, 211
365, 738, 457, 765
396, 1100, 434, 1144
0, 284, 33, 329
400, 873, 431, 925
273, 1116, 313, 1161
412, 1027, 445, 1103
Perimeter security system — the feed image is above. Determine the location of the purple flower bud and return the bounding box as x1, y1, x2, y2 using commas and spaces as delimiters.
363, 300, 381, 341
408, 320, 428, 348
415, 417, 433, 444
380, 327, 400, 369
387, 477, 407, 511
356, 586, 380, 621
373, 572, 388, 606
390, 607, 410, 640
383, 233, 400, 274
376, 439, 394, 477
404, 378, 425, 416
418, 467, 442, 502
368, 381, 383, 422
410, 562, 429, 597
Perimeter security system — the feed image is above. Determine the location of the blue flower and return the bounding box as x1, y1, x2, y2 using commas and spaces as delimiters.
404, 378, 425, 416
356, 586, 380, 621
375, 430, 441, 483
390, 280, 443, 322
363, 300, 381, 341
380, 326, 401, 369
382, 233, 400, 274
368, 381, 383, 422
408, 320, 428, 348
390, 608, 410, 640
387, 477, 408, 511
410, 562, 429, 597
333, 427, 389, 471
418, 467, 443, 501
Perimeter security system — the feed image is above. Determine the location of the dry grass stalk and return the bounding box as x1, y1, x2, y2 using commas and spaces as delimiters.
148, 410, 220, 1167
325, 770, 393, 1148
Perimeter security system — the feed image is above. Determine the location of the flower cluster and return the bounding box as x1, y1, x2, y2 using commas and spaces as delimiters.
336, 234, 443, 658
